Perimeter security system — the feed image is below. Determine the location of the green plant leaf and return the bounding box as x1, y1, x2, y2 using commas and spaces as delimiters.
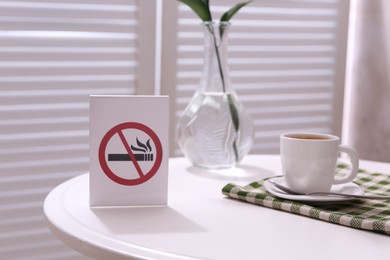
220, 0, 252, 22
178, 0, 212, 22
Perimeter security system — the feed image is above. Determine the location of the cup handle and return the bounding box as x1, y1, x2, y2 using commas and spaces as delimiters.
333, 145, 359, 185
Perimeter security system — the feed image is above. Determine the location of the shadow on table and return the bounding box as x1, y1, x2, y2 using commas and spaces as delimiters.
187, 163, 274, 181
91, 206, 207, 234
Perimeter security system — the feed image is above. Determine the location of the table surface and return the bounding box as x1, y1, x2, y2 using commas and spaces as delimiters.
44, 155, 390, 260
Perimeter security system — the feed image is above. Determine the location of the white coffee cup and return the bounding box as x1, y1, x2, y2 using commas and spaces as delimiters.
280, 133, 359, 193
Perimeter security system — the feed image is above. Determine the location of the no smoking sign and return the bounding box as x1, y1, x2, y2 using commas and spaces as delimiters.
89, 95, 169, 207
99, 122, 163, 186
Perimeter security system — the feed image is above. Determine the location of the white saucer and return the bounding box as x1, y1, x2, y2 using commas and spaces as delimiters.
264, 177, 365, 203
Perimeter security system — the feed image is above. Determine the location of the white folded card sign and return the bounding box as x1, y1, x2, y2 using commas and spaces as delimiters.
89, 95, 169, 207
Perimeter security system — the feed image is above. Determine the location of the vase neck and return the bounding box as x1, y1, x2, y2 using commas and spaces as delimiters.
200, 22, 232, 93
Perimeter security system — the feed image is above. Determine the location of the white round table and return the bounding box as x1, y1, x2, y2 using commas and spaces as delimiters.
44, 155, 390, 260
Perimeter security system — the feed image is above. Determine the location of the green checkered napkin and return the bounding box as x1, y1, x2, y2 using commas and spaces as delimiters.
222, 165, 390, 235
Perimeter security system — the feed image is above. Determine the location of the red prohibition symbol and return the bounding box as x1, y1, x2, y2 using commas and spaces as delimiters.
98, 122, 163, 186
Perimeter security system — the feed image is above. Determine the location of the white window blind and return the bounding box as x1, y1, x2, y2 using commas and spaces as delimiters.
0, 1, 157, 259
162, 0, 349, 155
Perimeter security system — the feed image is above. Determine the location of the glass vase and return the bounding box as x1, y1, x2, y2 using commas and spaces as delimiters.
176, 22, 254, 169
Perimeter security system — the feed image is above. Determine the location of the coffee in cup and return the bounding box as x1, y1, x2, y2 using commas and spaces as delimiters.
280, 133, 359, 193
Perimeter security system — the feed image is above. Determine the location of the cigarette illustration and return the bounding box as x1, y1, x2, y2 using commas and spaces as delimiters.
108, 137, 153, 161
